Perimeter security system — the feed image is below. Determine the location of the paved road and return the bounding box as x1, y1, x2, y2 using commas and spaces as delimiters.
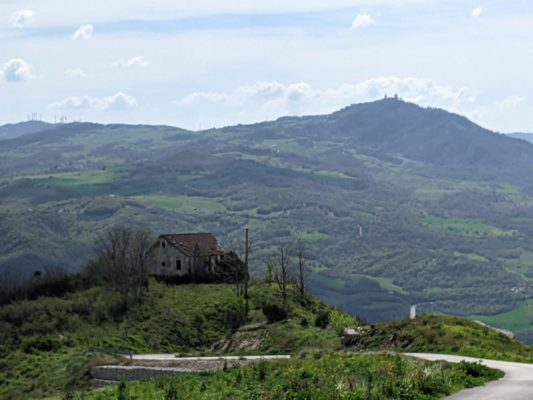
406, 353, 533, 399
130, 354, 291, 361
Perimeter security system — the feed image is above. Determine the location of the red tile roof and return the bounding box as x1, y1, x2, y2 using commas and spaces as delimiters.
159, 233, 225, 257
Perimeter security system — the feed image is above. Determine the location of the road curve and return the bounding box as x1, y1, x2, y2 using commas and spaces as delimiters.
406, 353, 533, 399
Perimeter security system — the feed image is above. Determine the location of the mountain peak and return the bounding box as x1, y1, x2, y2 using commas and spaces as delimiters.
317, 99, 532, 166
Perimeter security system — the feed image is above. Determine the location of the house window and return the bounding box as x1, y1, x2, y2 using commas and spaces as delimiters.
176, 260, 182, 270
161, 261, 166, 267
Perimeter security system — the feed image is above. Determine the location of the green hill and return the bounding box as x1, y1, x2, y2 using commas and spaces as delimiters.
0, 280, 353, 399
0, 279, 512, 400
3, 100, 533, 329
350, 314, 533, 363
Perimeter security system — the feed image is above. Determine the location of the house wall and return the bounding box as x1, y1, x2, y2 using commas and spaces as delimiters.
151, 239, 191, 277
150, 238, 223, 277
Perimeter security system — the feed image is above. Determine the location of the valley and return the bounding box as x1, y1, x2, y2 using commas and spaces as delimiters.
2, 99, 533, 334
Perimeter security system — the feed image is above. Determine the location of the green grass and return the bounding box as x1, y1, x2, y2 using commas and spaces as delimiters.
470, 299, 533, 333
504, 251, 533, 281
498, 183, 522, 195
296, 230, 328, 242
0, 281, 522, 400
0, 282, 351, 399
315, 170, 358, 180
423, 216, 513, 238
452, 251, 488, 262
47, 353, 502, 400
352, 314, 533, 363
257, 139, 312, 155
130, 195, 226, 214
0, 169, 118, 191
374, 277, 408, 295
21, 170, 119, 186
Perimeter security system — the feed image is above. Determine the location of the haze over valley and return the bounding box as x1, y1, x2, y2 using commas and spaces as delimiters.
3, 98, 533, 340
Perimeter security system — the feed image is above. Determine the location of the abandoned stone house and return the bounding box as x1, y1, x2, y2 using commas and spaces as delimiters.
151, 233, 225, 279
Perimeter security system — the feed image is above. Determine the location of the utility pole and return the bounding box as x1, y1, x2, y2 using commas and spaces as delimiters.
244, 228, 249, 317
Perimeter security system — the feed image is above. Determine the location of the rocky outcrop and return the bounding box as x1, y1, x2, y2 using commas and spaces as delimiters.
341, 327, 369, 346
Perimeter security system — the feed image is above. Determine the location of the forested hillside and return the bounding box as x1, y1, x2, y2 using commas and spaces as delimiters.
2, 98, 533, 331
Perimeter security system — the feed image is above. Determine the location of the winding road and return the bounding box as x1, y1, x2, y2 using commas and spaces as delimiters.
406, 353, 533, 399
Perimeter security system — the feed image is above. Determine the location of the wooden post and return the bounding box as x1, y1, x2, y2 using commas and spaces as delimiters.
244, 228, 249, 317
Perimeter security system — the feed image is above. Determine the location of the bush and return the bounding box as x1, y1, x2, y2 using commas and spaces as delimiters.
165, 383, 178, 400
330, 309, 359, 336
21, 335, 60, 353
315, 311, 330, 329
256, 361, 268, 381
118, 380, 127, 400
262, 304, 287, 323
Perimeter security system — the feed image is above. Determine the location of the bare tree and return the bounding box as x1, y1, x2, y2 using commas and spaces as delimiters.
274, 244, 292, 302
265, 259, 274, 284
229, 228, 252, 316
130, 229, 154, 295
295, 240, 307, 301
95, 226, 154, 312
191, 243, 200, 284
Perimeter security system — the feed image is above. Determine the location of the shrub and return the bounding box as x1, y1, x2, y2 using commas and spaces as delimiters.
21, 335, 60, 353
315, 311, 330, 329
256, 361, 268, 381
118, 380, 127, 400
262, 304, 287, 323
330, 309, 359, 336
165, 383, 178, 400
225, 307, 246, 330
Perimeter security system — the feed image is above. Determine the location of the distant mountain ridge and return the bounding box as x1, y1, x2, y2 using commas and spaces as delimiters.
508, 132, 533, 144
2, 99, 532, 168
0, 121, 55, 141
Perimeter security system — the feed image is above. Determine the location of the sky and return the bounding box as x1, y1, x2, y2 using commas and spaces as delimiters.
0, 0, 532, 132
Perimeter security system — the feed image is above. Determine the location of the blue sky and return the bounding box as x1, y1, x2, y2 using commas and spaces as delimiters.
1, 0, 532, 132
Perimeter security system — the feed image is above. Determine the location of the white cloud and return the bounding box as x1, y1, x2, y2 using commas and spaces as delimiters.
497, 95, 525, 111
71, 24, 94, 40
181, 81, 285, 105
49, 95, 95, 110
472, 7, 484, 18
101, 92, 138, 110
65, 68, 87, 79
352, 14, 376, 29
112, 56, 150, 68
179, 77, 474, 118
9, 9, 35, 28
49, 92, 137, 111
1, 59, 35, 82
468, 95, 529, 132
